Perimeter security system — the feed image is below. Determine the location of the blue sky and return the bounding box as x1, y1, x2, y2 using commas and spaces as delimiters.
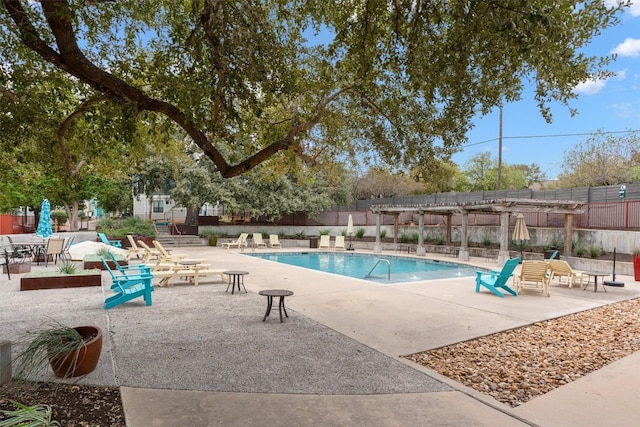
451, 2, 640, 180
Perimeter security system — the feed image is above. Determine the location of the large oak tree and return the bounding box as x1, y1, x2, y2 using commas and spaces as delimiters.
0, 0, 629, 178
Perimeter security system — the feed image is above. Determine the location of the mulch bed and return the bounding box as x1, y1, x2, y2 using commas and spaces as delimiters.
0, 381, 124, 427
406, 298, 640, 407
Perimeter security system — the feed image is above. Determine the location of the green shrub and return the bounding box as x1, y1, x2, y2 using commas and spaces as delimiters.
293, 230, 306, 239
380, 229, 387, 239
588, 245, 605, 258
399, 233, 410, 243
0, 401, 60, 426
319, 229, 331, 235
550, 237, 564, 249
574, 246, 585, 257
57, 262, 79, 275
436, 237, 444, 245
410, 232, 419, 243
482, 236, 492, 246
97, 217, 155, 238
355, 228, 365, 238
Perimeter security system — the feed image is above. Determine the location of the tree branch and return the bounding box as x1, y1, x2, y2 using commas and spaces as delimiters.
2, 1, 357, 177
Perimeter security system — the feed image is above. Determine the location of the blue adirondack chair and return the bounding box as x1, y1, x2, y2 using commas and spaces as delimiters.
98, 232, 122, 248
106, 252, 151, 277
475, 257, 520, 297
102, 257, 154, 309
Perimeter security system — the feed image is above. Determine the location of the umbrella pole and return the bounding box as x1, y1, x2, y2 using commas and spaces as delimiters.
520, 240, 523, 263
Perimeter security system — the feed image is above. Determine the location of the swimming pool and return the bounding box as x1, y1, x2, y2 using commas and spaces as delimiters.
247, 252, 480, 284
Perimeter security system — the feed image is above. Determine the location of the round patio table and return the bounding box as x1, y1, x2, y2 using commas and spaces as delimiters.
224, 270, 248, 294
258, 289, 293, 322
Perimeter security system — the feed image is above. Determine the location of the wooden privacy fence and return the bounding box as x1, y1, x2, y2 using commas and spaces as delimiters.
300, 200, 640, 231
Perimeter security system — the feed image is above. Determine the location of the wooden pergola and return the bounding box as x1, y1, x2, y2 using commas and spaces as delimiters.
370, 199, 585, 266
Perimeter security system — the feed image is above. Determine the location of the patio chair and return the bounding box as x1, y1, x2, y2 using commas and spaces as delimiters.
62, 236, 75, 261
7, 236, 32, 262
334, 235, 346, 251
3, 248, 11, 280
106, 251, 152, 277
318, 235, 331, 249
514, 260, 551, 297
98, 232, 122, 248
548, 260, 587, 288
475, 257, 520, 298
269, 234, 282, 248
36, 237, 66, 267
252, 233, 268, 249
102, 256, 154, 309
221, 233, 248, 249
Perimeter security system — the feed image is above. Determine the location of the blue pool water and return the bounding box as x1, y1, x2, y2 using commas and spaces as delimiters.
247, 252, 479, 284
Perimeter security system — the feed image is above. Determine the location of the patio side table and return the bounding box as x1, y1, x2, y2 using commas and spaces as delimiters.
259, 289, 293, 322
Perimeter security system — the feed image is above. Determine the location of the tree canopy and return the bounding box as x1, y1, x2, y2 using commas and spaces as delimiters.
557, 130, 640, 187
1, 0, 628, 179
458, 152, 546, 191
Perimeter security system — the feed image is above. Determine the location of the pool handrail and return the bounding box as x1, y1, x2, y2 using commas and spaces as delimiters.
366, 259, 391, 280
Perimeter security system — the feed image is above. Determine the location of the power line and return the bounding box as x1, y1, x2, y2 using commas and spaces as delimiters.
464, 129, 640, 148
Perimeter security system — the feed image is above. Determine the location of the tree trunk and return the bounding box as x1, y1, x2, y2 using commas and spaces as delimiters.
185, 207, 199, 226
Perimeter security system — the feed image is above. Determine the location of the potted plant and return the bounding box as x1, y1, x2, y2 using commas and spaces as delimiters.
634, 248, 640, 282
199, 230, 219, 246
13, 322, 103, 379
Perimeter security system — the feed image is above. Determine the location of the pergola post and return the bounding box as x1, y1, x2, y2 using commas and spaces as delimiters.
393, 213, 399, 250
374, 212, 382, 253
445, 214, 452, 245
498, 211, 510, 266
458, 212, 469, 261
417, 212, 426, 256
564, 214, 573, 257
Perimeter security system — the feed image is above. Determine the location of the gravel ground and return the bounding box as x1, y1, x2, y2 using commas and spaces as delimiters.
406, 298, 640, 407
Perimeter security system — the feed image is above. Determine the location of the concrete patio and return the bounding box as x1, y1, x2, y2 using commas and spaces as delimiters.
1, 246, 639, 426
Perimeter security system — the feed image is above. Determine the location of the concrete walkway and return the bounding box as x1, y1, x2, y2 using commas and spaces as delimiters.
1, 246, 639, 426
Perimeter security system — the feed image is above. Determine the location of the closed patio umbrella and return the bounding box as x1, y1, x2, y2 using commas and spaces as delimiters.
347, 214, 354, 250
513, 213, 529, 263
36, 199, 53, 238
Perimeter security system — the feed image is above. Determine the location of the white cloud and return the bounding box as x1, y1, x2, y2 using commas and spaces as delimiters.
608, 102, 634, 118
604, 0, 640, 16
611, 38, 640, 57
574, 78, 607, 95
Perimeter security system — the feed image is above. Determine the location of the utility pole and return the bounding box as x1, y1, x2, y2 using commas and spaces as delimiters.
497, 105, 503, 190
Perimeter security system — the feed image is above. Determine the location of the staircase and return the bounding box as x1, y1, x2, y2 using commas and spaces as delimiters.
154, 222, 204, 248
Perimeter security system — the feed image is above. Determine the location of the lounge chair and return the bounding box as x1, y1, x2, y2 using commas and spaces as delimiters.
137, 240, 162, 263
514, 260, 551, 297
126, 235, 144, 260
475, 257, 520, 297
334, 235, 346, 251
269, 234, 282, 248
318, 235, 331, 249
98, 232, 122, 248
153, 240, 188, 261
221, 233, 248, 249
548, 260, 587, 288
252, 233, 267, 249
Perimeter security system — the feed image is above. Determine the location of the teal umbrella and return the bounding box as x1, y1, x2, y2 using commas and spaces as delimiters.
36, 199, 53, 238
